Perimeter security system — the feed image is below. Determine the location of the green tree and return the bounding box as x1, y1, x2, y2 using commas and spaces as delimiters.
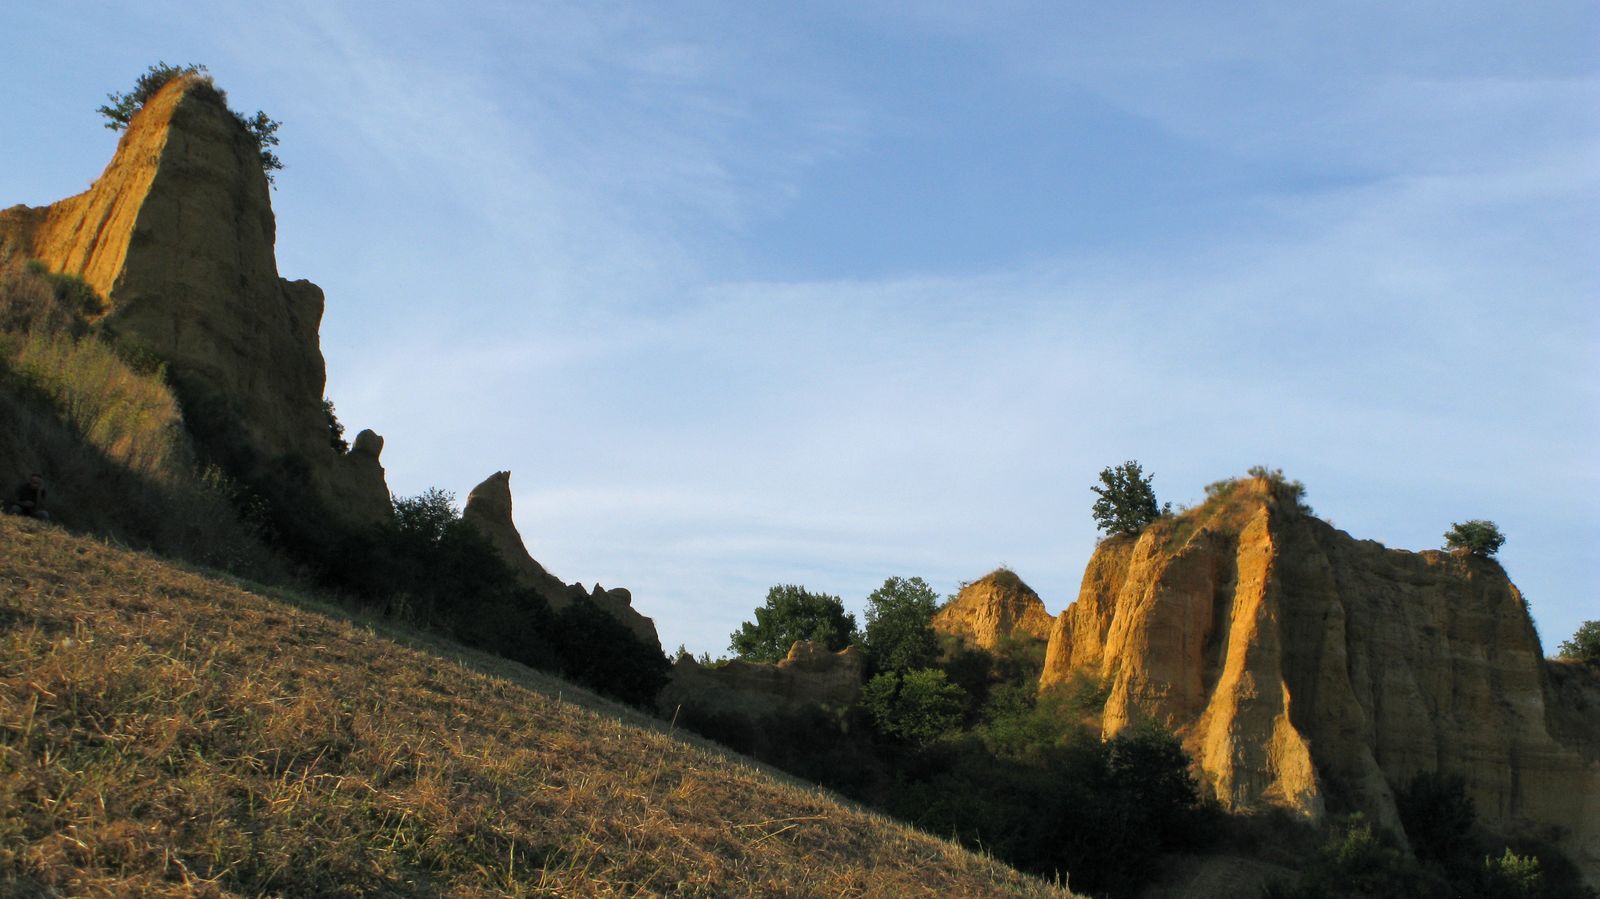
321, 397, 349, 453
1480, 849, 1547, 899
97, 61, 284, 184
861, 668, 965, 745
1445, 519, 1506, 557
1558, 621, 1600, 667
1395, 771, 1476, 866
1091, 460, 1169, 536
863, 575, 941, 674
97, 61, 208, 128
729, 584, 857, 662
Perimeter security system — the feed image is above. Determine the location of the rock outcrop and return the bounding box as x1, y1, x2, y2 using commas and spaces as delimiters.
1040, 477, 1600, 884
0, 73, 389, 525
657, 640, 866, 721
462, 470, 660, 652
933, 568, 1054, 651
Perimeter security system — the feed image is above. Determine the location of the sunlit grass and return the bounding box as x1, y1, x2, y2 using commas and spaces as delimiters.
0, 516, 1078, 897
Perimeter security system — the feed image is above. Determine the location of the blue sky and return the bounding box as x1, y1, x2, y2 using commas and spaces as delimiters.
3, 1, 1596, 655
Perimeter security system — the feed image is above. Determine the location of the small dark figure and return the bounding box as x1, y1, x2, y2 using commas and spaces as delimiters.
7, 473, 50, 521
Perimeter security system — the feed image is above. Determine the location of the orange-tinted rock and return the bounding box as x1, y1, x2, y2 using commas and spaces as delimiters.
0, 74, 388, 525
1040, 477, 1599, 883
933, 568, 1054, 651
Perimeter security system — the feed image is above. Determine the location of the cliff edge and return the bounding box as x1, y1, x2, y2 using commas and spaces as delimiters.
1040, 476, 1599, 883
0, 73, 388, 524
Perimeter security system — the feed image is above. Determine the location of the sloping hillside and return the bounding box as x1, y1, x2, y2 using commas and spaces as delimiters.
0, 516, 1075, 897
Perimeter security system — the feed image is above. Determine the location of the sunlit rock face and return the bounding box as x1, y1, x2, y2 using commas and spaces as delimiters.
462, 470, 660, 653
1040, 477, 1599, 884
933, 568, 1054, 651
0, 74, 389, 525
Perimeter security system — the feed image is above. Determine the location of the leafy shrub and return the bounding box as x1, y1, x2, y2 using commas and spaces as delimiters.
1248, 464, 1312, 512
1445, 519, 1506, 557
97, 62, 284, 184
1396, 771, 1476, 866
861, 668, 965, 745
862, 575, 941, 674
321, 397, 348, 453
1091, 460, 1169, 536
1203, 477, 1239, 500
1558, 621, 1600, 667
729, 584, 857, 662
548, 598, 670, 707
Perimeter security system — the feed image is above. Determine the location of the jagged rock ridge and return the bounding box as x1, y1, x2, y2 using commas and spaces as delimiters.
1, 75, 661, 658
462, 470, 660, 652
1039, 477, 1599, 885
0, 73, 388, 523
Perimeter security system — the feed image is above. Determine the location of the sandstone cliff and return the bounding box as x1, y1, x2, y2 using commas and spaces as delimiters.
933, 568, 1054, 651
0, 74, 389, 525
1040, 477, 1600, 883
462, 470, 660, 652
657, 640, 866, 721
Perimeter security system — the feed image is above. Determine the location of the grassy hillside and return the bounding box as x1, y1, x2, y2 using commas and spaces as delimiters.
0, 516, 1076, 898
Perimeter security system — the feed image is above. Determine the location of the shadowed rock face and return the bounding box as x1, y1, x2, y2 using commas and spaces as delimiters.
657, 640, 866, 721
462, 470, 660, 653
933, 568, 1054, 651
0, 74, 388, 525
1040, 478, 1600, 885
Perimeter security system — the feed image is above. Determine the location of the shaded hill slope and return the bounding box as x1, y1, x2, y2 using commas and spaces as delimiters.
0, 516, 1073, 898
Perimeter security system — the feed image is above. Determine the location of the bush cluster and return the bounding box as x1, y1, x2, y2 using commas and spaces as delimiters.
701, 575, 1211, 898
321, 488, 669, 707
1266, 773, 1597, 899
1558, 621, 1600, 668
0, 258, 280, 577
97, 62, 284, 185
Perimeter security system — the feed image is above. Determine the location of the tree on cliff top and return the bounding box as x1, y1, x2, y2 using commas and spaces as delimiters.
1091, 460, 1169, 537
729, 584, 858, 662
97, 61, 284, 185
1444, 519, 1505, 557
1559, 621, 1600, 667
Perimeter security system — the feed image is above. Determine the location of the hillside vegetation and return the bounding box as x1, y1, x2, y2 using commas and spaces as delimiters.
0, 516, 1075, 897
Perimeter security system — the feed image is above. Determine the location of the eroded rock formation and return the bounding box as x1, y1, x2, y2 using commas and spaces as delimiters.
1040, 477, 1600, 883
0, 73, 388, 525
933, 568, 1054, 651
462, 470, 660, 652
657, 640, 866, 721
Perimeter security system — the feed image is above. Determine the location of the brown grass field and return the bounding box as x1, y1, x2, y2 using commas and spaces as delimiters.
0, 515, 1078, 897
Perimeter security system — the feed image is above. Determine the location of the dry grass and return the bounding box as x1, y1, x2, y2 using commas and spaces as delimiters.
0, 516, 1077, 898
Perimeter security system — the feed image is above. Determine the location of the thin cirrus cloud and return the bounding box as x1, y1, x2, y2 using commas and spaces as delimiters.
0, 2, 1592, 655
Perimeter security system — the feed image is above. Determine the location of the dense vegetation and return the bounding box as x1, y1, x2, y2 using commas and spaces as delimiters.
1559, 621, 1600, 667
1265, 773, 1595, 898
1445, 518, 1507, 557
728, 584, 858, 662
97, 61, 284, 184
698, 577, 1214, 898
0, 255, 279, 575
